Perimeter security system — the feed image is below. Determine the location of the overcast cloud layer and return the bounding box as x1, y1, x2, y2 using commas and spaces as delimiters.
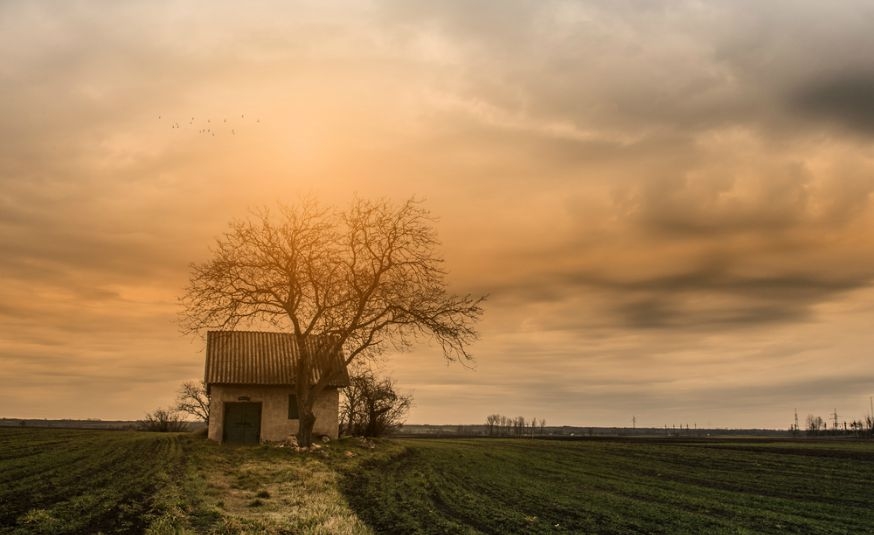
2, 0, 874, 428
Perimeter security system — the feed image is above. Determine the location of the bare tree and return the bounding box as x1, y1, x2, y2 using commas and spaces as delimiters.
340, 373, 366, 437
181, 197, 485, 446
139, 408, 188, 432
514, 416, 526, 436
485, 414, 501, 435
175, 380, 210, 424
340, 369, 412, 437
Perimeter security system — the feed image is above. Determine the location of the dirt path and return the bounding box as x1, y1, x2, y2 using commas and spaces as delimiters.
181, 438, 373, 534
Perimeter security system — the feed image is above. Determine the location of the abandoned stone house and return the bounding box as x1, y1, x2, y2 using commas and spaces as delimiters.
204, 330, 350, 444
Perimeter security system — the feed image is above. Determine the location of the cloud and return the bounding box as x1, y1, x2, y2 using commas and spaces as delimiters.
2, 0, 874, 428
482, 259, 872, 335
792, 74, 874, 134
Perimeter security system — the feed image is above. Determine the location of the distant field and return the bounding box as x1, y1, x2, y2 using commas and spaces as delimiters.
3, 429, 874, 534
343, 438, 874, 534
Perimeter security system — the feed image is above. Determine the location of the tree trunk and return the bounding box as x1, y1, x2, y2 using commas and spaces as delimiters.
295, 378, 318, 447
297, 406, 316, 447
295, 340, 317, 447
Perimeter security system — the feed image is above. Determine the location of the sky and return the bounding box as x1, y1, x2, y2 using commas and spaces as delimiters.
2, 0, 874, 429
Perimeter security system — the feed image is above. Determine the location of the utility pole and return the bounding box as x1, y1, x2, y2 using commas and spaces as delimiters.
833, 409, 839, 431
794, 409, 799, 435
632, 416, 636, 430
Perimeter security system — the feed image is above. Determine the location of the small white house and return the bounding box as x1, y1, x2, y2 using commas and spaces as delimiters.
204, 330, 350, 444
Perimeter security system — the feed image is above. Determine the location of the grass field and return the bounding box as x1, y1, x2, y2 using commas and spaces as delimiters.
0, 428, 188, 534
3, 429, 874, 534
0, 428, 370, 535
345, 439, 874, 534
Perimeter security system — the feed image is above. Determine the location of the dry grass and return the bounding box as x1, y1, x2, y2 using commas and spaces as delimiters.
182, 439, 374, 535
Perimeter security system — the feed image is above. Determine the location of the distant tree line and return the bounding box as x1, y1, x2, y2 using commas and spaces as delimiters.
800, 414, 874, 437
484, 414, 547, 436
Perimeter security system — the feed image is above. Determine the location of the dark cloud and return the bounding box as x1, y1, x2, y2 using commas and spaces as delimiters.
611, 298, 810, 330
378, 0, 874, 151
792, 74, 874, 134
577, 268, 869, 301
482, 247, 874, 335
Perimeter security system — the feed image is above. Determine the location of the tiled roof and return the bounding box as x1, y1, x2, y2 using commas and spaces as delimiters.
204, 331, 350, 387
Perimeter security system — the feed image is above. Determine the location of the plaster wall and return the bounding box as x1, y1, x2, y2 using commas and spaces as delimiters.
208, 384, 340, 442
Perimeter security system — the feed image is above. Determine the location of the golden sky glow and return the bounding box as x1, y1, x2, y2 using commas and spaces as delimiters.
3, 1, 874, 428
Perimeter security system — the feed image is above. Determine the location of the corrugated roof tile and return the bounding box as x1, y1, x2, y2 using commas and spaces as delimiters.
204, 331, 350, 387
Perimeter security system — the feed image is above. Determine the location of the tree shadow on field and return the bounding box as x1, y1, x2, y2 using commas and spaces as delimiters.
337, 443, 490, 535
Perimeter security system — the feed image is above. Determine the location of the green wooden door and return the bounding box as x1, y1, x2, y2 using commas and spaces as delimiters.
223, 402, 262, 443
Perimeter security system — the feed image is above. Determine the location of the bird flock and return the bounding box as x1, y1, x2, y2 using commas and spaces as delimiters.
158, 114, 260, 137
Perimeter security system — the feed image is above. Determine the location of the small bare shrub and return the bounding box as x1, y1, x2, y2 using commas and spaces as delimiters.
138, 408, 188, 432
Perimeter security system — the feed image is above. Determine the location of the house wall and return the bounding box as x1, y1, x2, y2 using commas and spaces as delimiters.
208, 384, 340, 443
